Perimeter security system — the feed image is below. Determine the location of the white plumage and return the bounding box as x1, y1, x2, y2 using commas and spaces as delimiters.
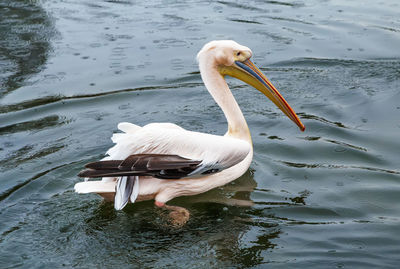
107, 122, 251, 175
75, 40, 304, 218
76, 121, 253, 204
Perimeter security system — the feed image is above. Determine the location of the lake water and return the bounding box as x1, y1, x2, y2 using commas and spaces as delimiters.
1, 0, 400, 268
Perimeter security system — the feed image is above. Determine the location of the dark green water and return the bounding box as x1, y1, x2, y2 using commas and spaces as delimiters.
1, 0, 400, 268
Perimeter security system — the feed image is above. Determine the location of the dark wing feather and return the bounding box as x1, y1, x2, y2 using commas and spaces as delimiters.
78, 154, 202, 180
78, 169, 150, 178
85, 160, 123, 170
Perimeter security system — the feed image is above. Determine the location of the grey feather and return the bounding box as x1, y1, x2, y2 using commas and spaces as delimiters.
114, 176, 135, 210
130, 176, 140, 203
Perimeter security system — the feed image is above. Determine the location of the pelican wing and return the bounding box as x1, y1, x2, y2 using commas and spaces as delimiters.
79, 154, 201, 179
79, 122, 251, 179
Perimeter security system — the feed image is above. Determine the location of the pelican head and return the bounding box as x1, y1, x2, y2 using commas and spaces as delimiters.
197, 40, 305, 132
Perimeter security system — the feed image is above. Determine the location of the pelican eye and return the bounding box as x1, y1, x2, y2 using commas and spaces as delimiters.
236, 51, 241, 56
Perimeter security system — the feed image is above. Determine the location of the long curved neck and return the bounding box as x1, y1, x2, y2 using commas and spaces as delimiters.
199, 60, 252, 143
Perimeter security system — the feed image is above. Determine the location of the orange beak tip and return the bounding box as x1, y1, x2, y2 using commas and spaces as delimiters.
295, 120, 305, 132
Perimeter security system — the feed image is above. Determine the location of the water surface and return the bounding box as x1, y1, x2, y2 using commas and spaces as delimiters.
1, 0, 400, 268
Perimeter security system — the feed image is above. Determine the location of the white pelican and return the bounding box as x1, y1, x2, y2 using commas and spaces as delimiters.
75, 40, 305, 225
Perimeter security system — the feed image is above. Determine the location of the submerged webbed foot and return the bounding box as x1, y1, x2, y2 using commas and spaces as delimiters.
155, 201, 190, 228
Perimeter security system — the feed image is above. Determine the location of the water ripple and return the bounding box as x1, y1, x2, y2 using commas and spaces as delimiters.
279, 160, 400, 175
0, 115, 66, 135
0, 83, 202, 114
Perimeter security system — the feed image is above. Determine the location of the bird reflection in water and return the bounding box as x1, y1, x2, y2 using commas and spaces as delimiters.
85, 169, 283, 268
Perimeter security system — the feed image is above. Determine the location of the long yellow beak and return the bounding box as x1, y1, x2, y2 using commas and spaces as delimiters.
219, 59, 305, 131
